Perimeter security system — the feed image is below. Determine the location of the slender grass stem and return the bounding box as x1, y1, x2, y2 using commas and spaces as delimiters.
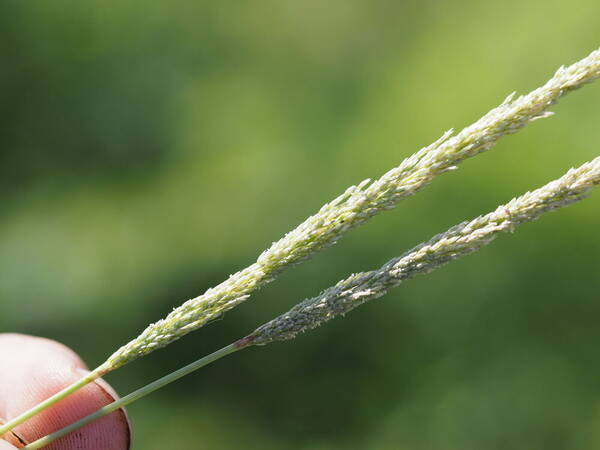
0, 367, 107, 437
22, 343, 244, 450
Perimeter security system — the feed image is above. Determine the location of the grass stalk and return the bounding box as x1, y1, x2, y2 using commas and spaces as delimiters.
2, 47, 599, 439
22, 154, 600, 448
21, 343, 243, 450
0, 367, 107, 437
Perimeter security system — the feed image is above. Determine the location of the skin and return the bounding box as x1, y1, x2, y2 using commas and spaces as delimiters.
0, 334, 131, 450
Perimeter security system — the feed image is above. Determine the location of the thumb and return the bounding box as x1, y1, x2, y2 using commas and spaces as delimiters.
0, 334, 131, 449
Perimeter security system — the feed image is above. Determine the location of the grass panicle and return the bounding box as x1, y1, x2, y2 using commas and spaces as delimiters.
105, 47, 600, 371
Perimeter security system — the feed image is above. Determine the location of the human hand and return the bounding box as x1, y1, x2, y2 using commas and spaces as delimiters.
0, 334, 131, 449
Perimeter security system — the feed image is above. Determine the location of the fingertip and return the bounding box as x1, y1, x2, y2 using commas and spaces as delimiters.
0, 334, 88, 422
0, 334, 87, 372
0, 334, 131, 449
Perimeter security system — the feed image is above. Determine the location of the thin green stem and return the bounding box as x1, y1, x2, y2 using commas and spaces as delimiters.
0, 366, 107, 437
23, 342, 245, 450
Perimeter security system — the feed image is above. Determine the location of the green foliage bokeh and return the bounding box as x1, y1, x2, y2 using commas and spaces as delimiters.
1, 1, 599, 448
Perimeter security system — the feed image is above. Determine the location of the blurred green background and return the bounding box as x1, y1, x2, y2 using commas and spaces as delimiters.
1, 1, 600, 449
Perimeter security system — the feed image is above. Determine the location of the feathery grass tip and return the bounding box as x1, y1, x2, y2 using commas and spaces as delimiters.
104, 47, 600, 371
